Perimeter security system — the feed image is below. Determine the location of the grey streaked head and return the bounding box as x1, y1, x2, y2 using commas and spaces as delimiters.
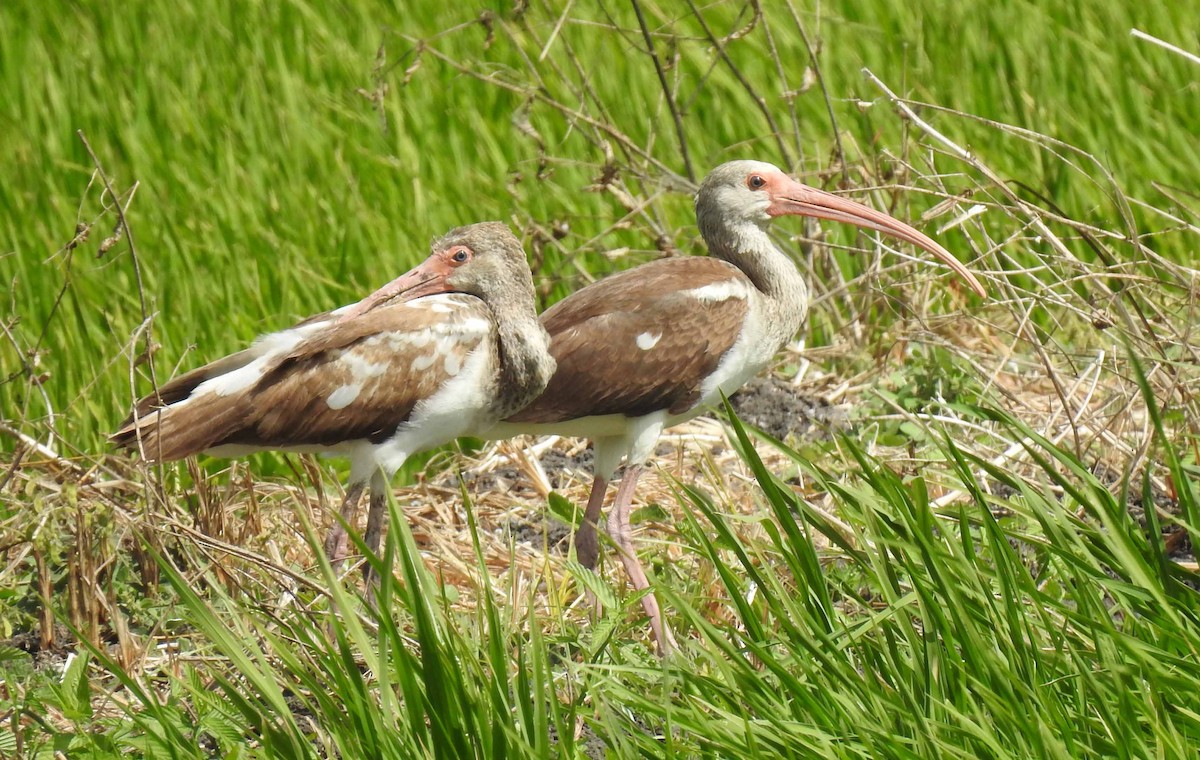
693, 160, 986, 296
431, 221, 537, 305
693, 160, 791, 260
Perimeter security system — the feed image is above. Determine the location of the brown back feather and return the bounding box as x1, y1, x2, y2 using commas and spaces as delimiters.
508, 258, 750, 423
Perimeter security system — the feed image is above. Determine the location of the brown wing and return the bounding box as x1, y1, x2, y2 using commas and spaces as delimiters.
123, 348, 260, 423
120, 308, 341, 425
508, 258, 751, 423
113, 296, 493, 460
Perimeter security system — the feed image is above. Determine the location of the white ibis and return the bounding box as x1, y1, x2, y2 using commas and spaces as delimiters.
113, 222, 554, 576
489, 160, 987, 653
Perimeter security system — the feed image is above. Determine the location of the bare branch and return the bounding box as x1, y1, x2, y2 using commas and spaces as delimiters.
630, 0, 695, 181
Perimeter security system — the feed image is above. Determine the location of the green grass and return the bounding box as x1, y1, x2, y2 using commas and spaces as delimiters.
3, 1, 1200, 758
9, 399, 1199, 757
3, 0, 1198, 447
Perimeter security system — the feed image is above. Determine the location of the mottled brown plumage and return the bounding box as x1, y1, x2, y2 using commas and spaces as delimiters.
510, 258, 749, 422
113, 222, 553, 575
112, 299, 489, 458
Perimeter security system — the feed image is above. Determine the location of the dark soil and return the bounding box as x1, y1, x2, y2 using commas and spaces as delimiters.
549, 719, 608, 759
506, 514, 573, 554
453, 464, 523, 495
1, 623, 74, 669
1105, 473, 1193, 563
502, 448, 592, 553
728, 375, 848, 440
537, 448, 594, 490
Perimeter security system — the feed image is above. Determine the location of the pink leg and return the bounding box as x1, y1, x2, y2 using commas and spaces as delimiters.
574, 474, 608, 570
323, 482, 365, 570
606, 464, 677, 656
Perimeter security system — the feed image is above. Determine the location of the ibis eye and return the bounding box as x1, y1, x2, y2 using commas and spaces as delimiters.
748, 174, 767, 190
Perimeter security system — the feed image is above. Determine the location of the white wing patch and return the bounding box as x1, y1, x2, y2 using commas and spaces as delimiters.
196, 360, 267, 397
324, 349, 389, 410
337, 351, 388, 383
393, 331, 431, 349
194, 293, 491, 417
326, 384, 361, 410
412, 353, 438, 372
252, 319, 329, 354
196, 323, 319, 398
372, 342, 497, 477
685, 280, 749, 302
636, 332, 662, 350
459, 317, 492, 334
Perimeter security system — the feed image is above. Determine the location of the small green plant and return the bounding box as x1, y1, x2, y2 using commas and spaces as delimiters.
883, 345, 978, 414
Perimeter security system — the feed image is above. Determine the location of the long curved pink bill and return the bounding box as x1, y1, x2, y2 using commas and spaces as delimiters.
771, 181, 987, 297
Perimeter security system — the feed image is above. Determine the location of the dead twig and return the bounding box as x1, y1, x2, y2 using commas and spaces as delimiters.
630, 0, 695, 181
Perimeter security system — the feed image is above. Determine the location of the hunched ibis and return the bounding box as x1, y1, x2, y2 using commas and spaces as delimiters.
490, 160, 987, 653
113, 222, 555, 574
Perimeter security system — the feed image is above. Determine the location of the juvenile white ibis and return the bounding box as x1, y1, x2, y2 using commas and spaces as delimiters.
113, 222, 554, 575
490, 160, 987, 653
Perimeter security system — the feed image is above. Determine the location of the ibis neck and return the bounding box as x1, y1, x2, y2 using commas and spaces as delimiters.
708, 221, 809, 341
488, 297, 555, 420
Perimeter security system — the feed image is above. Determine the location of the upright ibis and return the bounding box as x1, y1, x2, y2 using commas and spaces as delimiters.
491, 160, 987, 653
113, 222, 555, 574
